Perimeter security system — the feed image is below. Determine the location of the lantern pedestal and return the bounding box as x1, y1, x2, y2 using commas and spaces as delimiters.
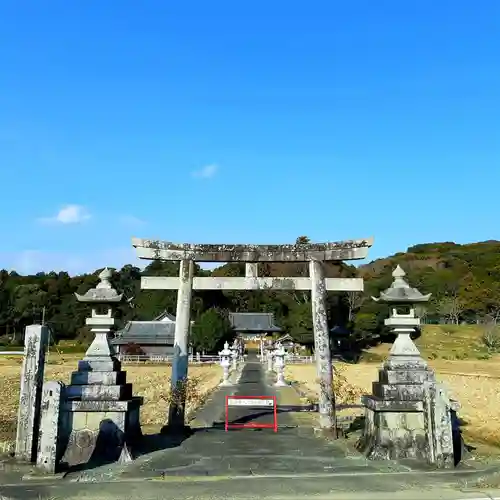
360, 321, 436, 463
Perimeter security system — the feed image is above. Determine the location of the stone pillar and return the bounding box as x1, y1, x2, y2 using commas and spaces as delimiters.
15, 324, 49, 462
168, 259, 194, 429
245, 263, 258, 278
309, 260, 334, 429
36, 381, 64, 473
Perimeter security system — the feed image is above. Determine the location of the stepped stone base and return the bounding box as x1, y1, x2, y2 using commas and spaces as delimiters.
358, 359, 454, 468
359, 396, 429, 462
55, 356, 143, 471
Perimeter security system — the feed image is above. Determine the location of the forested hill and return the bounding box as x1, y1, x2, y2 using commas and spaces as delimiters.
0, 240, 499, 348
355, 240, 500, 329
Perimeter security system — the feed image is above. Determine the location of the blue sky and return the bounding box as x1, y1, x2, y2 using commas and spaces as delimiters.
1, 1, 499, 275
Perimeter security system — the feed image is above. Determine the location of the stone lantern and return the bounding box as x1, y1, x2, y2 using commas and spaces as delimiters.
56, 268, 143, 469
75, 268, 124, 363
219, 341, 232, 386
359, 265, 455, 468
372, 265, 431, 369
273, 342, 287, 387
230, 340, 239, 370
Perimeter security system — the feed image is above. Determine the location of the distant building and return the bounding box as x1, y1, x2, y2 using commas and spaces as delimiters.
274, 333, 296, 349
111, 310, 182, 356
229, 312, 282, 341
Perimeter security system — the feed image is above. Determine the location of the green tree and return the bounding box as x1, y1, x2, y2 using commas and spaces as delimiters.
352, 312, 379, 341
286, 301, 314, 346
190, 308, 234, 353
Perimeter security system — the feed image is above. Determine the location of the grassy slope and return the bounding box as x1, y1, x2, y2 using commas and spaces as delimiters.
363, 324, 491, 362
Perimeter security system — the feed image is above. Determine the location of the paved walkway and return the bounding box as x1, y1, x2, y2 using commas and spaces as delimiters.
112, 355, 382, 479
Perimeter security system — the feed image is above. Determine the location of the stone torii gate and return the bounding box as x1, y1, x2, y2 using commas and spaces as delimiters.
132, 237, 373, 429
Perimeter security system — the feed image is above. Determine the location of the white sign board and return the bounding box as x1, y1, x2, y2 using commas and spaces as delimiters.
227, 398, 274, 407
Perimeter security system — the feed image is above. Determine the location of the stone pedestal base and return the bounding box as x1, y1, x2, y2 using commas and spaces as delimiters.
359, 397, 428, 461
359, 360, 455, 468
58, 397, 143, 470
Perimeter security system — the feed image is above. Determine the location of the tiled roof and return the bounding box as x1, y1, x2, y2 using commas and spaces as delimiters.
229, 313, 281, 332
112, 321, 175, 345
154, 311, 176, 321
276, 334, 294, 342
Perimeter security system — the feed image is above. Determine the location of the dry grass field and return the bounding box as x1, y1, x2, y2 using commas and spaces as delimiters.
0, 353, 222, 449
285, 325, 500, 448
286, 356, 500, 447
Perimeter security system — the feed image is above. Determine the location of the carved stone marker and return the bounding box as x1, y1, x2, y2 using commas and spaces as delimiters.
15, 324, 49, 462
133, 237, 373, 429
37, 381, 65, 473
359, 265, 455, 468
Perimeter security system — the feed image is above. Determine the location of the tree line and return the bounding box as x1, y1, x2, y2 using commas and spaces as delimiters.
1, 238, 500, 353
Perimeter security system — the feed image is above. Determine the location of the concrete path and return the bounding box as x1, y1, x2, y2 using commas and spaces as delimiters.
2, 356, 500, 499
111, 356, 393, 479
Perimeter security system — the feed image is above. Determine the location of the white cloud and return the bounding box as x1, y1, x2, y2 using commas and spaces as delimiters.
191, 163, 218, 179
38, 204, 91, 225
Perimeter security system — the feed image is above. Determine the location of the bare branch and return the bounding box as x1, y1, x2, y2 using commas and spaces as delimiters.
345, 291, 365, 322
436, 296, 465, 324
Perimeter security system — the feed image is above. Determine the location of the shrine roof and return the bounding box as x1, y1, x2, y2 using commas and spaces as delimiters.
112, 321, 175, 345
229, 312, 282, 332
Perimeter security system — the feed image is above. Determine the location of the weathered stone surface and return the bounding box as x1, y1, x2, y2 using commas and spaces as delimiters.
141, 276, 364, 291
132, 237, 374, 262
425, 383, 454, 468
169, 259, 193, 428
74, 268, 123, 303
65, 383, 132, 401
359, 407, 429, 462
361, 396, 424, 412
62, 397, 143, 413
372, 381, 427, 401
378, 368, 435, 385
36, 381, 64, 473
309, 260, 333, 429
60, 412, 129, 469
77, 358, 122, 372
372, 265, 431, 303
15, 325, 49, 463
245, 263, 258, 278
70, 370, 127, 385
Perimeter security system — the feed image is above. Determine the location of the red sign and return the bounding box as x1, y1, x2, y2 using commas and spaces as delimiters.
225, 395, 278, 432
